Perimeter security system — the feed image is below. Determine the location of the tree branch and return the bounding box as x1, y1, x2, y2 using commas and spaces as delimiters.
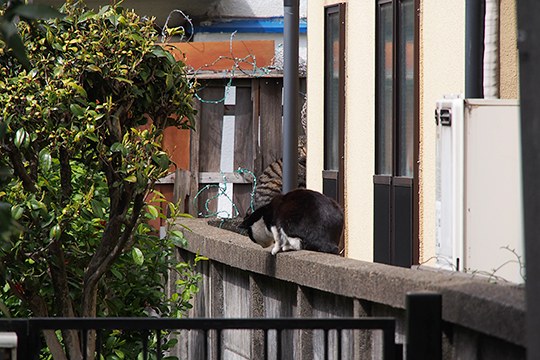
59, 146, 73, 204
6, 145, 38, 193
82, 191, 146, 317
26, 291, 69, 360
49, 240, 82, 359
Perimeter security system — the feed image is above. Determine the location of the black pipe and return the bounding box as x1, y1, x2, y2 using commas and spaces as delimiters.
282, 0, 300, 193
517, 2, 540, 359
465, 0, 485, 98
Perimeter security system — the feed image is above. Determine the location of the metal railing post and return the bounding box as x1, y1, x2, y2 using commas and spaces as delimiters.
19, 319, 41, 360
406, 292, 442, 360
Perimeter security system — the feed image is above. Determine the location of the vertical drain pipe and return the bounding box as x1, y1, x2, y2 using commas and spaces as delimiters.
283, 0, 300, 193
484, 0, 500, 99
465, 0, 485, 98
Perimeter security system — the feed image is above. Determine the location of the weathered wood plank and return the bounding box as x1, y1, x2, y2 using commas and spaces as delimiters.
259, 78, 283, 171
199, 172, 254, 184
189, 97, 202, 216
156, 172, 176, 184
199, 86, 225, 173
173, 169, 192, 214
233, 85, 255, 216
252, 79, 262, 175
197, 85, 225, 215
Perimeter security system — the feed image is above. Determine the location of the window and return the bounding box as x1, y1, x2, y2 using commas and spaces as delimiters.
374, 0, 418, 267
323, 3, 346, 206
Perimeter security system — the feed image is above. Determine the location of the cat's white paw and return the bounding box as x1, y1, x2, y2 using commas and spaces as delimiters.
271, 244, 281, 255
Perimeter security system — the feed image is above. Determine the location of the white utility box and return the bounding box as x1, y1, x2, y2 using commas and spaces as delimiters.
435, 96, 524, 283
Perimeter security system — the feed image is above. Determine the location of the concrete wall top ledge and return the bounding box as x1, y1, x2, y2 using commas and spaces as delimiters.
174, 218, 525, 347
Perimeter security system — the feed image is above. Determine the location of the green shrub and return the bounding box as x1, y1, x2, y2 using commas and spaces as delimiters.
0, 1, 199, 358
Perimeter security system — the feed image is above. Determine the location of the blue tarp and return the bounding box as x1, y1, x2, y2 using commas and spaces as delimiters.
195, 17, 307, 34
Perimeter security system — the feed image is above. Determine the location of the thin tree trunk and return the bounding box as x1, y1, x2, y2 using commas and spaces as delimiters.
81, 193, 146, 360
27, 294, 69, 360
49, 240, 82, 360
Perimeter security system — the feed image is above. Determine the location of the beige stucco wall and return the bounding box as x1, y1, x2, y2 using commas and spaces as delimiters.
419, 1, 466, 263
307, 0, 375, 261
500, 0, 519, 99
343, 1, 376, 261
306, 0, 325, 194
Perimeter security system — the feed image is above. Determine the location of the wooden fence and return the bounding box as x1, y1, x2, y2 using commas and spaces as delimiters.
170, 76, 306, 219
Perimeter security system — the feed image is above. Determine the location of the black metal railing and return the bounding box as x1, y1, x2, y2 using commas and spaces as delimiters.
0, 292, 442, 360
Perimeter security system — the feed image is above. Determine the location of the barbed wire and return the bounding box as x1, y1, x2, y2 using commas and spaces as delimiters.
193, 168, 257, 219
159, 9, 303, 105
161, 9, 194, 43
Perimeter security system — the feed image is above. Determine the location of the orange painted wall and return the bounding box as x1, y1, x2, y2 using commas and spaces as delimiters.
165, 40, 275, 71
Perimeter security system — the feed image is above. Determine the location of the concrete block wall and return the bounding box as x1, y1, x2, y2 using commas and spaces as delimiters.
169, 218, 525, 360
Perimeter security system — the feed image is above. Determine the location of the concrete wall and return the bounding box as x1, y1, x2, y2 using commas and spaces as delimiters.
170, 218, 525, 359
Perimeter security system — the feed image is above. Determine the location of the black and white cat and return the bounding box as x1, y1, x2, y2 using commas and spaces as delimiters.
240, 189, 343, 255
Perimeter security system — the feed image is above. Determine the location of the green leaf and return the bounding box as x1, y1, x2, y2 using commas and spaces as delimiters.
151, 46, 168, 58
114, 77, 133, 85
77, 10, 96, 23
70, 104, 85, 117
90, 199, 105, 218
84, 133, 99, 142
0, 21, 31, 69
49, 224, 61, 241
11, 204, 24, 220
169, 230, 187, 247
110, 142, 125, 153
132, 247, 144, 266
14, 128, 28, 148
124, 175, 137, 183
39, 148, 52, 172
110, 267, 123, 280
86, 65, 102, 73
67, 82, 87, 98
113, 349, 124, 359
169, 230, 184, 239
165, 74, 173, 91
146, 205, 159, 219
152, 153, 170, 170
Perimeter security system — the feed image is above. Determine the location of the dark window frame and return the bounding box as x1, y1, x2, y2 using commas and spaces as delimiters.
323, 3, 346, 209
374, 0, 419, 266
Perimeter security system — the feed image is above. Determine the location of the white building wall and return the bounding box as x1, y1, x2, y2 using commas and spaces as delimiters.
208, 0, 307, 18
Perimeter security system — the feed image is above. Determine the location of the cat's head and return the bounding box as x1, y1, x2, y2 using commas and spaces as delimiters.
239, 204, 275, 248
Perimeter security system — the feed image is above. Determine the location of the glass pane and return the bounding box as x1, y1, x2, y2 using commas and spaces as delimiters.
376, 3, 393, 175
398, 0, 415, 177
324, 10, 341, 171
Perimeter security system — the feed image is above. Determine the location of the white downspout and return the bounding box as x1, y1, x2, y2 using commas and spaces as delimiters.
484, 0, 500, 99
